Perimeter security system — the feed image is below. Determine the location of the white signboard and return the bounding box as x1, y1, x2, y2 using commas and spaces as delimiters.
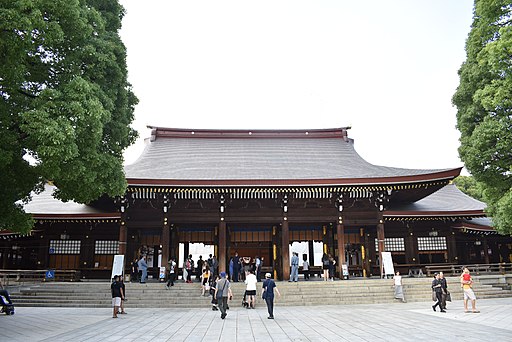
381, 251, 395, 277
111, 254, 125, 280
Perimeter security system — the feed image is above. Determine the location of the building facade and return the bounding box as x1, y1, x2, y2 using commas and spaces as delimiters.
1, 127, 510, 279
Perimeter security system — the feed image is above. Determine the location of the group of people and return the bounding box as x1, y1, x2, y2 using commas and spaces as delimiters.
130, 255, 148, 284
228, 253, 264, 282
431, 267, 479, 313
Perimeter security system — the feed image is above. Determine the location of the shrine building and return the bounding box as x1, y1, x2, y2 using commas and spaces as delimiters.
1, 127, 510, 279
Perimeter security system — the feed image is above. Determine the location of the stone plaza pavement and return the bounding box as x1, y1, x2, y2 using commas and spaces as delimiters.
1, 298, 511, 342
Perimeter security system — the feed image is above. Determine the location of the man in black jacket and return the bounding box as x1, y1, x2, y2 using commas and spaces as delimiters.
432, 273, 446, 312
439, 272, 448, 310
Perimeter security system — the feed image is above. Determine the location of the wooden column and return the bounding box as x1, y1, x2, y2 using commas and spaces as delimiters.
377, 216, 385, 278
447, 228, 458, 263
405, 226, 416, 264
281, 219, 290, 281
161, 197, 170, 269
483, 237, 490, 264
308, 240, 315, 266
218, 220, 227, 273
119, 223, 127, 256
336, 222, 346, 279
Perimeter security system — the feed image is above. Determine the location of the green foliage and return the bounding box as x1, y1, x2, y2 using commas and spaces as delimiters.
453, 0, 512, 234
453, 176, 485, 202
0, 0, 137, 233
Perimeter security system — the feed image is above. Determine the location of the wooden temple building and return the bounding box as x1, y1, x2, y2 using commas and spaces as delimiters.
1, 127, 511, 280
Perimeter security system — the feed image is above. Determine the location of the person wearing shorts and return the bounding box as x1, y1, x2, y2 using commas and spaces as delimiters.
460, 267, 479, 313
244, 270, 257, 309
111, 275, 124, 318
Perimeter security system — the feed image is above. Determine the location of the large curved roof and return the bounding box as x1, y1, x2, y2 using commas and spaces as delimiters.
125, 127, 460, 187
386, 184, 486, 217
23, 184, 119, 219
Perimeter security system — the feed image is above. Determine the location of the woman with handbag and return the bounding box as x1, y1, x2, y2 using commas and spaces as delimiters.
262, 272, 281, 319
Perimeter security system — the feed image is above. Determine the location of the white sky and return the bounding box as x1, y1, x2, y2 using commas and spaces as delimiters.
119, 0, 473, 173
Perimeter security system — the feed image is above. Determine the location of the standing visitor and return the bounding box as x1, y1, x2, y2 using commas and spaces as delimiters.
138, 255, 148, 284
201, 265, 211, 296
211, 255, 219, 279
214, 272, 233, 319
131, 258, 139, 282
328, 254, 336, 281
262, 272, 281, 319
111, 275, 124, 318
290, 252, 299, 282
439, 272, 448, 310
302, 255, 310, 280
210, 275, 220, 311
233, 252, 241, 282
393, 271, 406, 302
166, 257, 176, 288
185, 255, 194, 283
118, 276, 127, 314
460, 267, 479, 313
322, 253, 329, 281
229, 257, 234, 281
431, 273, 446, 312
244, 270, 258, 309
255, 256, 262, 282
197, 255, 204, 282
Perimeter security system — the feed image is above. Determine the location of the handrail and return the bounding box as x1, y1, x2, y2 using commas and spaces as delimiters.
424, 263, 512, 277
0, 269, 80, 286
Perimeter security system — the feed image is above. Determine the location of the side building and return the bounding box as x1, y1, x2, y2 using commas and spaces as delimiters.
1, 127, 510, 279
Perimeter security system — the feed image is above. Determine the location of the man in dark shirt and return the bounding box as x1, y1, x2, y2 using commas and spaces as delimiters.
111, 275, 124, 318
439, 272, 448, 310
431, 273, 446, 313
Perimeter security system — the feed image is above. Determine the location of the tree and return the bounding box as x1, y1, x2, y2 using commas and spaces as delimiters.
452, 0, 512, 234
453, 176, 485, 202
0, 0, 137, 233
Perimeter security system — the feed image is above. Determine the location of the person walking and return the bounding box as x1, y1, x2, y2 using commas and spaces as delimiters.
431, 273, 446, 312
290, 252, 299, 282
244, 270, 258, 309
214, 272, 233, 319
262, 272, 281, 319
111, 275, 124, 318
460, 267, 479, 313
439, 271, 448, 310
138, 255, 148, 284
166, 257, 176, 288
393, 271, 406, 302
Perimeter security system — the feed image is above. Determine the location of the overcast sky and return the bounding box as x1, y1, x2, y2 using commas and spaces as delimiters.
119, 0, 474, 173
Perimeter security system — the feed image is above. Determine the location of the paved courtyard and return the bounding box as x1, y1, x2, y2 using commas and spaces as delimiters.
1, 298, 511, 341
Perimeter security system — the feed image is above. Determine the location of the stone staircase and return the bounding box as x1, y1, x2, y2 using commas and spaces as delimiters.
9, 275, 512, 308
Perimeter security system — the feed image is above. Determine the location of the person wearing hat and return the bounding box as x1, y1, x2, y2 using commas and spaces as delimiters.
262, 272, 280, 319
214, 271, 233, 319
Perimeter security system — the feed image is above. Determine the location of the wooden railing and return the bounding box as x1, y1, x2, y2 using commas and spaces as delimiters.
424, 263, 512, 277
0, 269, 80, 285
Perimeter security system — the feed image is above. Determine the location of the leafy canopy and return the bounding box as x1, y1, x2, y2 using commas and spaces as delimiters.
453, 0, 512, 234
0, 0, 137, 233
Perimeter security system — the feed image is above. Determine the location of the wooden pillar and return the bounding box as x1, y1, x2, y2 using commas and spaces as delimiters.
336, 222, 346, 279
447, 228, 458, 263
161, 197, 170, 268
377, 216, 385, 278
483, 236, 490, 264
281, 219, 290, 281
119, 223, 127, 256
308, 240, 314, 266
218, 220, 227, 273
405, 225, 416, 264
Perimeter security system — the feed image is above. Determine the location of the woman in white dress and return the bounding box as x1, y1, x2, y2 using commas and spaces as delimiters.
393, 271, 406, 302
